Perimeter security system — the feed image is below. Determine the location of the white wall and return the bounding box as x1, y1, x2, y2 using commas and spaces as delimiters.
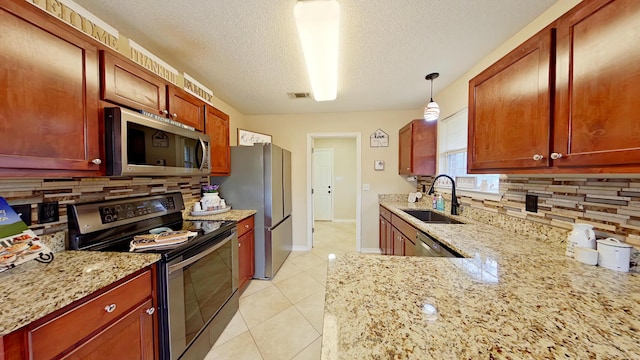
243, 110, 420, 250
314, 138, 357, 221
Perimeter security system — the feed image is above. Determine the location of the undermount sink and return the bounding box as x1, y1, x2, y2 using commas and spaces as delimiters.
402, 209, 464, 224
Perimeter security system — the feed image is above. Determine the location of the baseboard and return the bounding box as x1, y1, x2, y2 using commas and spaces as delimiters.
291, 245, 311, 252
330, 219, 356, 223
360, 247, 382, 254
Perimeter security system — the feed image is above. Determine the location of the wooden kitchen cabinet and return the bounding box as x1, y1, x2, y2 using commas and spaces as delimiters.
206, 106, 231, 176
237, 215, 255, 290
101, 51, 205, 132
468, 0, 640, 174
398, 120, 437, 175
468, 28, 553, 173
392, 213, 417, 256
0, 0, 101, 177
552, 0, 640, 171
379, 206, 392, 255
25, 267, 157, 360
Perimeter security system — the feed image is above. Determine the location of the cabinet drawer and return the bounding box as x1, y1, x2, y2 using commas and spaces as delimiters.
379, 206, 392, 221
237, 216, 255, 238
30, 270, 152, 359
391, 214, 418, 243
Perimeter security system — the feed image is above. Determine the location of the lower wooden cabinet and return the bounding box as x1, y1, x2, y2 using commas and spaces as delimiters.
61, 299, 155, 360
2, 266, 157, 360
237, 215, 255, 290
379, 206, 418, 256
379, 206, 392, 255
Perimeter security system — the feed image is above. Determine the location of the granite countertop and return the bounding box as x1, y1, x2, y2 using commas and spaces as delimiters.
183, 207, 256, 222
322, 201, 640, 359
0, 251, 160, 336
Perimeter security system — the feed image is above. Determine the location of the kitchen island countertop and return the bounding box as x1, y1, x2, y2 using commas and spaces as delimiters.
0, 251, 160, 336
321, 201, 640, 359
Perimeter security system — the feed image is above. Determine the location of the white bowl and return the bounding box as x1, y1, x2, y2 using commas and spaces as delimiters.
574, 246, 598, 265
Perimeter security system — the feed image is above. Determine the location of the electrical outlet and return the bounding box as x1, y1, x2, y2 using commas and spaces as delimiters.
10, 204, 32, 226
525, 194, 538, 213
38, 201, 59, 224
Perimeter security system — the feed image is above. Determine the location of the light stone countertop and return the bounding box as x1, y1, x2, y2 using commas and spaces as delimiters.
0, 251, 160, 336
321, 201, 640, 359
183, 207, 256, 222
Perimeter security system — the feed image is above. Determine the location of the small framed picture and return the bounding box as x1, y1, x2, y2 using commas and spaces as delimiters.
238, 129, 272, 146
374, 160, 385, 171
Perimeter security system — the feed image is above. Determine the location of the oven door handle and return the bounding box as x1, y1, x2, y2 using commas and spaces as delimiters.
168, 230, 236, 274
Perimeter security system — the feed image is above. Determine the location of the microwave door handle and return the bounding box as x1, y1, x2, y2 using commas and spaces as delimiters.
198, 137, 207, 171
168, 231, 236, 274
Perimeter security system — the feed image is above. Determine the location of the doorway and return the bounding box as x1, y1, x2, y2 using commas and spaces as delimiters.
313, 148, 333, 221
307, 133, 361, 252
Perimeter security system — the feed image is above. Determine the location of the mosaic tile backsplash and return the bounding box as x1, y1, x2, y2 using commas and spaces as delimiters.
414, 175, 640, 270
0, 176, 208, 252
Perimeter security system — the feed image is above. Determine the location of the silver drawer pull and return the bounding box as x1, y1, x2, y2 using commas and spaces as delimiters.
244, 224, 249, 228
104, 304, 117, 313
146, 307, 155, 315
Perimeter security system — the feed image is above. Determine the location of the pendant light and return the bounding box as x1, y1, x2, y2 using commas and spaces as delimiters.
424, 72, 440, 121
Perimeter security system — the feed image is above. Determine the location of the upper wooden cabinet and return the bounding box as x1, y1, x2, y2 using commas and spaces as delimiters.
468, 28, 553, 172
206, 105, 231, 176
0, 0, 101, 177
101, 51, 205, 132
468, 0, 640, 174
553, 0, 640, 170
398, 120, 437, 175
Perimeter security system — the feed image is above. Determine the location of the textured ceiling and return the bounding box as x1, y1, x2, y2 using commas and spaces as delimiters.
73, 0, 557, 115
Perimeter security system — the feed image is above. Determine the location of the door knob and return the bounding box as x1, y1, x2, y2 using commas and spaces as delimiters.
104, 304, 117, 313
91, 158, 102, 165
550, 152, 563, 159
162, 109, 169, 115
532, 154, 544, 161
172, 113, 178, 119
146, 307, 155, 315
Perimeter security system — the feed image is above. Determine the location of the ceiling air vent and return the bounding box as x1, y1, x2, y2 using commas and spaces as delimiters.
287, 92, 311, 99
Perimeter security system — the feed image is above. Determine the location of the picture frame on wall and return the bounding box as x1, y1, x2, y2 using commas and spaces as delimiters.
237, 129, 272, 146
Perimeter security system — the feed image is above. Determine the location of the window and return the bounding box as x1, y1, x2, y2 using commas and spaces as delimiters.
436, 108, 499, 194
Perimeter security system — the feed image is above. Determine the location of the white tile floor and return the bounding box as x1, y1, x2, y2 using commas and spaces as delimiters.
205, 221, 357, 360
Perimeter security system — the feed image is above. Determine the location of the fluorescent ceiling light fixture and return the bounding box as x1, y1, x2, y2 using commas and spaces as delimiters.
294, 0, 340, 101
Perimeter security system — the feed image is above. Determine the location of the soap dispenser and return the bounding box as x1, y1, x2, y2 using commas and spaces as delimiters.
436, 194, 444, 211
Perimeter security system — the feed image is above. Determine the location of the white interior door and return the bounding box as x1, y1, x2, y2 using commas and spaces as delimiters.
313, 148, 333, 221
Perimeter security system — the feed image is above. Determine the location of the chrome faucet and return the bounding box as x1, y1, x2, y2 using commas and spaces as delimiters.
424, 174, 461, 216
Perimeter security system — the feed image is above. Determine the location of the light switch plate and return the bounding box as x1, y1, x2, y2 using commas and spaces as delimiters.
362, 184, 370, 191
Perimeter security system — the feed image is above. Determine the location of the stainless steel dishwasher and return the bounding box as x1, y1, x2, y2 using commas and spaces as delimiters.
416, 231, 462, 257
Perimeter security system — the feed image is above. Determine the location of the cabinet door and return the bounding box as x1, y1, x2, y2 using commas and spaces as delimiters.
391, 227, 404, 256
206, 106, 231, 175
238, 230, 254, 290
0, 1, 100, 176
379, 216, 387, 254
168, 86, 205, 131
411, 120, 437, 175
404, 239, 416, 256
553, 0, 640, 170
468, 28, 553, 172
100, 51, 167, 116
62, 300, 155, 360
398, 123, 413, 174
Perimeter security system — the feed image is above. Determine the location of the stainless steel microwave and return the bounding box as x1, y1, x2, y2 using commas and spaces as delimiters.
105, 107, 210, 176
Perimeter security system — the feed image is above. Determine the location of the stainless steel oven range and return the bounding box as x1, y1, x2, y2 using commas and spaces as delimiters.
68, 193, 238, 360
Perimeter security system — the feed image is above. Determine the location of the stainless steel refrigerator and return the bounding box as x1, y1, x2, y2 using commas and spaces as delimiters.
211, 143, 292, 279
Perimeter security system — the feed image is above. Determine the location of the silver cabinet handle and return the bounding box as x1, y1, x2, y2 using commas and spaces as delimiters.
91, 158, 102, 165
532, 154, 544, 161
238, 242, 241, 247
146, 307, 155, 315
172, 113, 178, 119
162, 109, 169, 115
105, 304, 116, 313
550, 152, 563, 159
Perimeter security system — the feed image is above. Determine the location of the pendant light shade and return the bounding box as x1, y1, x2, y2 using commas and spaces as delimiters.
424, 72, 440, 121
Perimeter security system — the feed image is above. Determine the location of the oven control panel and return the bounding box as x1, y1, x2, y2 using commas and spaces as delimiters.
99, 197, 176, 224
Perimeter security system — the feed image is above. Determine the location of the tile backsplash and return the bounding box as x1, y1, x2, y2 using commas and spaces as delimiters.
417, 175, 640, 270
0, 176, 208, 251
